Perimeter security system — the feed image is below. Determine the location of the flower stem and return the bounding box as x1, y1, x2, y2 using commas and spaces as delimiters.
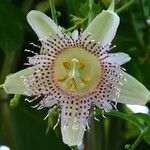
116, 0, 135, 14
129, 128, 147, 150
108, 0, 115, 12
0, 84, 3, 88
49, 0, 58, 24
88, 0, 95, 24
129, 134, 143, 150
64, 16, 88, 33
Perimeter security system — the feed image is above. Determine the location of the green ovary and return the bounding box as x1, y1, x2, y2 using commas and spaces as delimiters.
54, 48, 101, 93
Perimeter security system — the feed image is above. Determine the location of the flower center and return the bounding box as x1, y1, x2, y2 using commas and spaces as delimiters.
54, 47, 101, 94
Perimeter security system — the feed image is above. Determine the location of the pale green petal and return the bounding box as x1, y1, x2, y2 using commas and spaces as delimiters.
82, 10, 119, 46
61, 99, 90, 146
106, 52, 131, 65
115, 69, 150, 105
61, 111, 85, 146
2, 68, 34, 95
27, 10, 61, 39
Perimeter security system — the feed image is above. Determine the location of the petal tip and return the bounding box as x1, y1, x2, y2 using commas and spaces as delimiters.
116, 70, 150, 105
27, 10, 60, 38
124, 53, 131, 63
83, 9, 120, 45
27, 10, 42, 22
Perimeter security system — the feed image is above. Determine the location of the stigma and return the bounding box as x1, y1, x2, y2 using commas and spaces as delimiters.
57, 58, 90, 92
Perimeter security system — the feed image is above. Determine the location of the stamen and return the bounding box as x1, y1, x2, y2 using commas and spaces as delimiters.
62, 61, 70, 69
82, 76, 91, 84
79, 60, 86, 69
57, 76, 67, 82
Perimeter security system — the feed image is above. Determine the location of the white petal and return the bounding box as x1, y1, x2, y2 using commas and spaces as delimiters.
105, 52, 131, 65
27, 10, 61, 39
71, 30, 79, 41
114, 69, 150, 105
28, 55, 51, 65
61, 99, 91, 146
103, 101, 113, 111
2, 68, 34, 95
82, 10, 120, 46
94, 100, 113, 112
38, 95, 57, 109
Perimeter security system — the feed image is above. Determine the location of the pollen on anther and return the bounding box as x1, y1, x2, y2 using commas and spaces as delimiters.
57, 76, 67, 82
62, 61, 70, 69
82, 76, 91, 84
79, 60, 87, 69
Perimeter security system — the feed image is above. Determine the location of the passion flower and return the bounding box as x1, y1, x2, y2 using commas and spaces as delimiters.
1, 2, 150, 147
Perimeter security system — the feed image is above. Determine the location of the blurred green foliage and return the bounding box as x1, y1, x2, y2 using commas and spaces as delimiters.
0, 1, 25, 54
0, 0, 150, 150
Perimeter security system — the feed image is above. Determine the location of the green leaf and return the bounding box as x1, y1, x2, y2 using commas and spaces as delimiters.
0, 1, 25, 53
79, 0, 101, 18
97, 110, 142, 131
108, 111, 143, 130
97, 110, 150, 145
79, 1, 89, 17
68, 0, 101, 25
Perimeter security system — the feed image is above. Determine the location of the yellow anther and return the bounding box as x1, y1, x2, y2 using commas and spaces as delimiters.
62, 61, 70, 69
79, 60, 87, 69
56, 76, 67, 82
82, 76, 91, 84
